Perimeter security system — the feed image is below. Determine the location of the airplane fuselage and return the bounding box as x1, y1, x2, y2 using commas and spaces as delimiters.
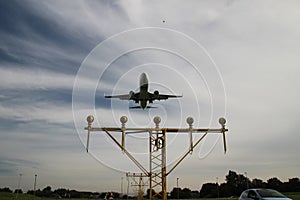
139, 73, 149, 109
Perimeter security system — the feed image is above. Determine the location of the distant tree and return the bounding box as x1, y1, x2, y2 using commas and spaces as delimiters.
43, 186, 52, 192
190, 190, 200, 199
170, 187, 181, 199
225, 170, 240, 196
88, 192, 99, 198
236, 174, 248, 194
181, 188, 192, 199
14, 189, 23, 194
225, 170, 248, 196
226, 171, 238, 190
198, 170, 300, 198
100, 192, 107, 199
146, 188, 156, 199
219, 182, 230, 197
41, 186, 52, 197
69, 190, 81, 198
200, 183, 218, 198
288, 178, 300, 192
35, 189, 43, 197
112, 192, 120, 198
281, 178, 300, 192
27, 190, 34, 195
0, 187, 12, 193
251, 178, 266, 188
267, 177, 282, 191
54, 188, 69, 198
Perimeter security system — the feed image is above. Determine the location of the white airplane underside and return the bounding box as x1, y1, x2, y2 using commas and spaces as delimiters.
105, 73, 182, 109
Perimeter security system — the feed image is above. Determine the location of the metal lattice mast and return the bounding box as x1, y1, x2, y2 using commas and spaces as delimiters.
149, 123, 167, 199
84, 116, 228, 200
126, 173, 148, 200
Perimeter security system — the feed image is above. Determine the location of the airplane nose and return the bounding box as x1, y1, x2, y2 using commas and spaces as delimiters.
140, 73, 148, 86
141, 73, 146, 79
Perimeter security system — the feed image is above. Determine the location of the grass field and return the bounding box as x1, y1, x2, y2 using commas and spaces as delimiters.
0, 192, 43, 200
1, 192, 299, 200
284, 193, 300, 200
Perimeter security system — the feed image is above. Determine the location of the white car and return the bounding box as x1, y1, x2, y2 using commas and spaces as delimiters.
239, 189, 292, 200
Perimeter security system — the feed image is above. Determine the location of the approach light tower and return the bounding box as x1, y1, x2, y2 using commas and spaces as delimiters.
126, 172, 148, 200
85, 116, 228, 200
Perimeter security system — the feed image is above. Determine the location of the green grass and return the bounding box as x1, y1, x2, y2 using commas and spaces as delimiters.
284, 192, 300, 200
0, 192, 80, 200
0, 192, 90, 200
0, 192, 45, 200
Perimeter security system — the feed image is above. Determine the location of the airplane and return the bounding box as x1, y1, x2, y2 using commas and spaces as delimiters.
105, 73, 182, 109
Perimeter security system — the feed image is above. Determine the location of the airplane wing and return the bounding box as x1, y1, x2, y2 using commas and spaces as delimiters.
105, 92, 140, 100
130, 106, 157, 109
154, 94, 182, 100
149, 91, 182, 101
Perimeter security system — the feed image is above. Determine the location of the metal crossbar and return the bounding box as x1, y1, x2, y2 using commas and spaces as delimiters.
84, 115, 228, 200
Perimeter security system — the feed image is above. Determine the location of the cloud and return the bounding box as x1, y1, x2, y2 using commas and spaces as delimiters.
1, 0, 300, 192
0, 67, 75, 90
0, 158, 39, 175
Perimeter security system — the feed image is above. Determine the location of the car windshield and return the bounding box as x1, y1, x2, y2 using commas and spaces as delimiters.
257, 189, 286, 198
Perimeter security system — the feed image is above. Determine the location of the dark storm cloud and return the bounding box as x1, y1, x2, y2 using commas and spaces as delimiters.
0, 0, 101, 74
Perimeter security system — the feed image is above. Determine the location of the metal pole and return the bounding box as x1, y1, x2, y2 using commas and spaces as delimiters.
121, 177, 124, 198
149, 131, 153, 200
34, 174, 37, 196
161, 129, 167, 200
138, 176, 142, 200
16, 173, 22, 199
216, 177, 219, 198
127, 176, 129, 200
177, 178, 179, 199
166, 133, 208, 176
103, 129, 149, 176
86, 115, 94, 152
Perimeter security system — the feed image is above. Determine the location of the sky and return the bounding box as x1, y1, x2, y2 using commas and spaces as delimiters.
1, 0, 300, 194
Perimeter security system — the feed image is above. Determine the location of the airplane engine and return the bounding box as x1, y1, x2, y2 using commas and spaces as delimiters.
154, 90, 159, 100
129, 91, 134, 97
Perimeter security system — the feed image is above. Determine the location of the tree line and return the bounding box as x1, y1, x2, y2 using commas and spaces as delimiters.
1, 170, 299, 199
199, 170, 300, 198
169, 170, 300, 199
0, 186, 120, 199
